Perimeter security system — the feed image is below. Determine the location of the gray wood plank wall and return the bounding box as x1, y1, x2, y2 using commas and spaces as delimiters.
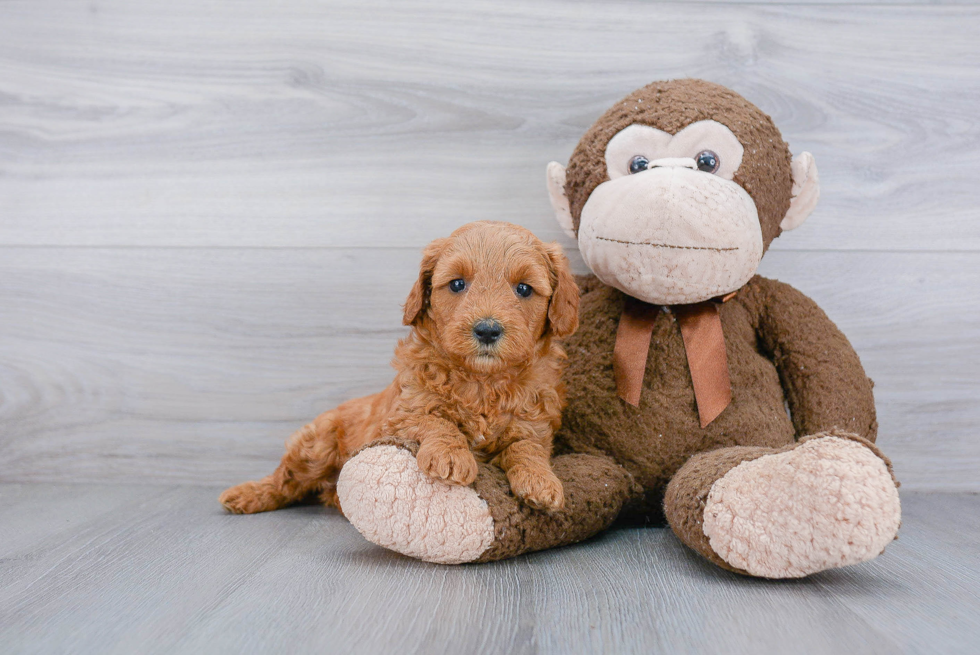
1, 0, 977, 490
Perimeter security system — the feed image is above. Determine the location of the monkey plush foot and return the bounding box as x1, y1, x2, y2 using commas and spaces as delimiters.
337, 441, 496, 564
701, 435, 901, 578
338, 438, 638, 564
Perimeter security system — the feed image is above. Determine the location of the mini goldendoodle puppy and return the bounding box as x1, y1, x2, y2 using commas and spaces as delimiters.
219, 221, 579, 515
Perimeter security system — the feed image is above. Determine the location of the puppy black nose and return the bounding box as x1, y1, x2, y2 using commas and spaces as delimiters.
473, 319, 503, 345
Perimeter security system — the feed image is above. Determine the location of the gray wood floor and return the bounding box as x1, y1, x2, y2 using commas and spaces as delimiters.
1, 486, 977, 655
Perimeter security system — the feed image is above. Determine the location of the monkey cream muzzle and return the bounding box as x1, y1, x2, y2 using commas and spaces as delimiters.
578, 166, 764, 305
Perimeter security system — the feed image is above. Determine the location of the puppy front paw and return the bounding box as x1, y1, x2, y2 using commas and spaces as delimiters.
219, 481, 284, 514
417, 441, 479, 486
507, 465, 565, 512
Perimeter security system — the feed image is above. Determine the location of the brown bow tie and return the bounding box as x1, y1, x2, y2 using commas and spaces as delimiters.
613, 295, 733, 428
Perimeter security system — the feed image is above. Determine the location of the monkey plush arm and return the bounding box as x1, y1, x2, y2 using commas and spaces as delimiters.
742, 276, 878, 441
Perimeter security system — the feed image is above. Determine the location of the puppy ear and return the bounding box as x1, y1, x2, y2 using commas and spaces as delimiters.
543, 242, 580, 338
403, 237, 449, 326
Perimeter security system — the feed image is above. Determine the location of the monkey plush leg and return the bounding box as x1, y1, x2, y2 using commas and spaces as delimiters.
336, 437, 639, 564
664, 431, 901, 578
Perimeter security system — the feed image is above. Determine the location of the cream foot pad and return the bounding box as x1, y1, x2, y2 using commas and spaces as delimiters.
337, 445, 495, 564
702, 436, 901, 578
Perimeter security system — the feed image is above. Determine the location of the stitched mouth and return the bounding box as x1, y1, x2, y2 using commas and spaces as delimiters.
596, 236, 737, 252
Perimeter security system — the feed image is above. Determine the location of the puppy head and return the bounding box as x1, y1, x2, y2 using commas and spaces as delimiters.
403, 221, 579, 373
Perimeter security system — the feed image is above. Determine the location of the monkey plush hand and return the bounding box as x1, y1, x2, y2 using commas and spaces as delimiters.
337, 79, 901, 578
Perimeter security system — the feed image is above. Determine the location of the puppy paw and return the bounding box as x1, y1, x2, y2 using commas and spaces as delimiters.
219, 481, 284, 514
507, 465, 565, 511
417, 441, 479, 486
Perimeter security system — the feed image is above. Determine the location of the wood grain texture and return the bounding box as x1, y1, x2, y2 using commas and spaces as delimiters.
0, 0, 979, 251
1, 485, 977, 654
0, 247, 977, 489
0, 0, 977, 491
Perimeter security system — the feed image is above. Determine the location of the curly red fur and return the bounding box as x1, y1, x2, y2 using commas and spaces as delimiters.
219, 222, 579, 514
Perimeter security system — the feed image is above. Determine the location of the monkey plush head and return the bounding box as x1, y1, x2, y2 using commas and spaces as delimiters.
547, 79, 819, 305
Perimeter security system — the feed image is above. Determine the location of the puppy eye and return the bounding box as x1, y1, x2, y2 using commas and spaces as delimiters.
515, 283, 533, 298
695, 150, 720, 174
628, 155, 649, 174
449, 279, 466, 293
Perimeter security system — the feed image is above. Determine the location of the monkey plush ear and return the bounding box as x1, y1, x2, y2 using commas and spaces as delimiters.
543, 243, 580, 338
781, 152, 820, 232
546, 162, 577, 240
402, 237, 449, 326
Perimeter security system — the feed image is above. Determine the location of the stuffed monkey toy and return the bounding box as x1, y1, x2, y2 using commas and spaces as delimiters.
336, 79, 901, 578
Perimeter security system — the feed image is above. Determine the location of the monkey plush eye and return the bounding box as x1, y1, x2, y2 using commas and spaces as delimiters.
449, 279, 466, 293
695, 150, 720, 174
515, 283, 533, 298
628, 155, 650, 174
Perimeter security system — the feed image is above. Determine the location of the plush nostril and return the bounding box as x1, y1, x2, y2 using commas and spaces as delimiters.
473, 319, 503, 345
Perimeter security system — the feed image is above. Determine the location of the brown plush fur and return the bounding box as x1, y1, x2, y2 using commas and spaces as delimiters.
220, 221, 579, 515
555, 275, 878, 522
513, 81, 883, 566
